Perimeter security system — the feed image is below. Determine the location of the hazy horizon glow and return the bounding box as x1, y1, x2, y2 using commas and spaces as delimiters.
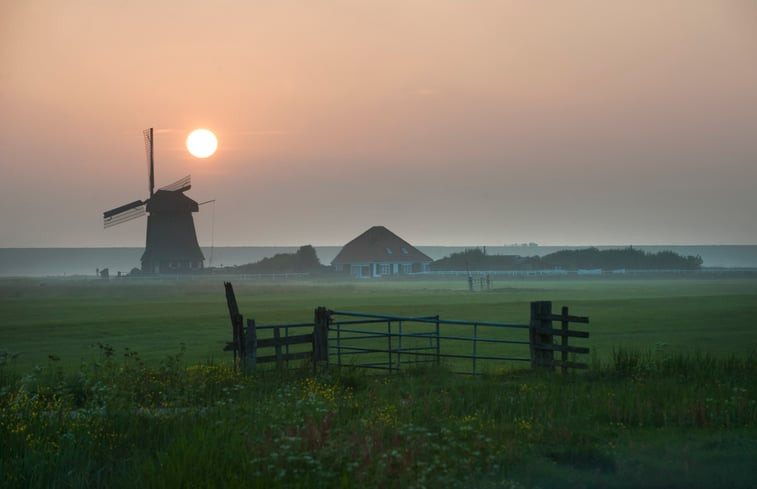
2, 1, 756, 247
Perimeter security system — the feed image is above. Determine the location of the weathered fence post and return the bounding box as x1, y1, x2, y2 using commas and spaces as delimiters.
313, 307, 330, 368
244, 318, 257, 371
560, 306, 569, 375
274, 326, 283, 369
336, 320, 342, 367
529, 301, 554, 370
224, 282, 245, 371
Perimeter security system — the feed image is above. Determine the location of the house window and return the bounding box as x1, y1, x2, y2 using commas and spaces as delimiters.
402, 264, 412, 274
385, 247, 393, 255
380, 264, 391, 275
401, 247, 409, 255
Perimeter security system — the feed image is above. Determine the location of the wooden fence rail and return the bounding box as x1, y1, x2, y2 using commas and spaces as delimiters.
223, 283, 589, 374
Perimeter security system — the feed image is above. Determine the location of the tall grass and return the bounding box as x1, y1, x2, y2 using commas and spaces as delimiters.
2, 346, 756, 488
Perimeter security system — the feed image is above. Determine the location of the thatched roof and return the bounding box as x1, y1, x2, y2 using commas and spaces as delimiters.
331, 226, 431, 265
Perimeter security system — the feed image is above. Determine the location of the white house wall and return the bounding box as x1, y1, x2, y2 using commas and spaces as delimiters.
346, 261, 431, 277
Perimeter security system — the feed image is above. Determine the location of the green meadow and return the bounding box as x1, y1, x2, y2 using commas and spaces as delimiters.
1, 275, 757, 488
1, 276, 756, 370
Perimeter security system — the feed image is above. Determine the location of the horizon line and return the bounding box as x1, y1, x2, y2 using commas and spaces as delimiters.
3, 243, 757, 249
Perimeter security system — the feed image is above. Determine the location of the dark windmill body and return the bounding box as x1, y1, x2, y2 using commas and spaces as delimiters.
103, 128, 205, 274
141, 187, 204, 273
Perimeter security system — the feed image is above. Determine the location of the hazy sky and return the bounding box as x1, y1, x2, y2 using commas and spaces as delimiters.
2, 1, 756, 247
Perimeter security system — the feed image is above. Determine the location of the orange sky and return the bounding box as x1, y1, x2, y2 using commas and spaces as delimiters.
1, 1, 756, 247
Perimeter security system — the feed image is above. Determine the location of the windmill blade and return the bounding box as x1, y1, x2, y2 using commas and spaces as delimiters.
103, 207, 146, 228
103, 200, 146, 228
159, 175, 191, 192
144, 128, 154, 198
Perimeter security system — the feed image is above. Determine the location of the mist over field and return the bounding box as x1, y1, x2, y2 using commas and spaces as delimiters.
1, 245, 756, 277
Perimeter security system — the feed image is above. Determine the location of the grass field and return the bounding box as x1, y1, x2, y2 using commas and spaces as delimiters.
1, 275, 756, 488
1, 275, 756, 370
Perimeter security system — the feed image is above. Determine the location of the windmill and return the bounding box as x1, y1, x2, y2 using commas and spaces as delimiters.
103, 128, 206, 274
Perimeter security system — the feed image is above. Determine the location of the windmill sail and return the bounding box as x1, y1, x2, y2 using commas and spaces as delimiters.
103, 200, 146, 228
144, 128, 154, 198
159, 175, 191, 192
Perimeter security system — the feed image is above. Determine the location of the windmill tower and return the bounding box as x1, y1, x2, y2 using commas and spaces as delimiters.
103, 128, 205, 274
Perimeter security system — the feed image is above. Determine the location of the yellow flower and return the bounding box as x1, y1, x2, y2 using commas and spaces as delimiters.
515, 417, 532, 432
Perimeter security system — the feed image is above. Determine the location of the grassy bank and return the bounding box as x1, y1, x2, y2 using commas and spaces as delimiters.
1, 348, 756, 488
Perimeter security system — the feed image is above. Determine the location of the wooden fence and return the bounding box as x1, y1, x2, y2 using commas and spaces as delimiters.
223, 283, 328, 371
223, 283, 589, 374
529, 301, 590, 372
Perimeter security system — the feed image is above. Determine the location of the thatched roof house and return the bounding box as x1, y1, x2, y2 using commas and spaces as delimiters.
332, 226, 432, 277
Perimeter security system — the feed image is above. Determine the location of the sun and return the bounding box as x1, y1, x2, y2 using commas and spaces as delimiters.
186, 129, 218, 158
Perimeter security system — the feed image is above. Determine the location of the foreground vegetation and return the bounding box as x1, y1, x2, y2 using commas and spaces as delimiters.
1, 348, 756, 488
1, 276, 756, 487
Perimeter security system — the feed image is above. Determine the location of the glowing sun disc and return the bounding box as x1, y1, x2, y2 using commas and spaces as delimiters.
186, 129, 218, 158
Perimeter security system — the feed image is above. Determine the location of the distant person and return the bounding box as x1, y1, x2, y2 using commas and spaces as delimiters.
468, 275, 473, 292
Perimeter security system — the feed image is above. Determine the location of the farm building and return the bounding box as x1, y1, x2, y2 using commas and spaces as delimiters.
332, 226, 432, 277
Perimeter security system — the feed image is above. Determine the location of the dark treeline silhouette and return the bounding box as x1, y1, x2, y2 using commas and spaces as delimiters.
213, 245, 702, 275
430, 247, 703, 271
230, 245, 328, 274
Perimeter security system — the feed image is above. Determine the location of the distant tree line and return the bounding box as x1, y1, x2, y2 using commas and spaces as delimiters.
227, 245, 328, 274
430, 247, 703, 271
218, 245, 703, 274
